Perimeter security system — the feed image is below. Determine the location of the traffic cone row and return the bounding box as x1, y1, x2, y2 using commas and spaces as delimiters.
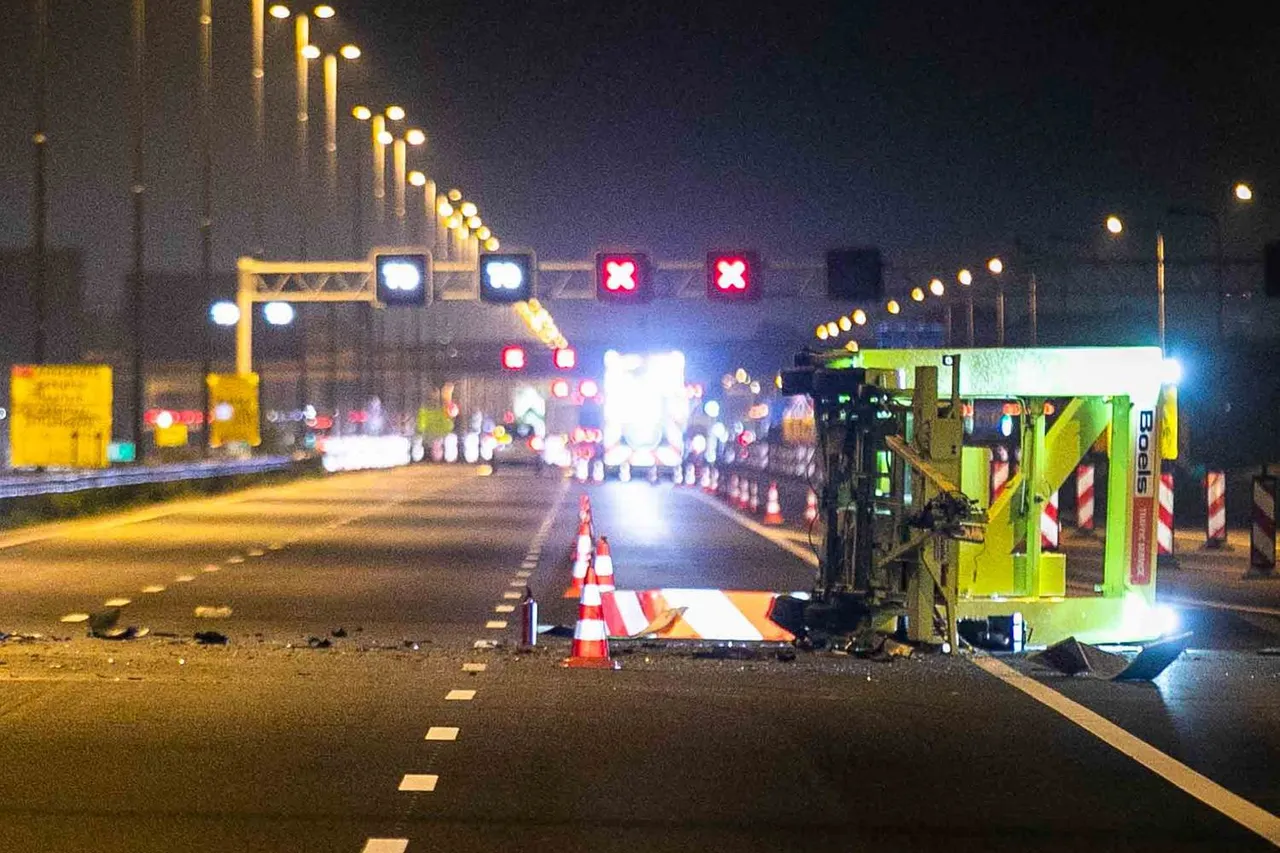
562, 554, 619, 669
711, 468, 821, 528
562, 531, 621, 669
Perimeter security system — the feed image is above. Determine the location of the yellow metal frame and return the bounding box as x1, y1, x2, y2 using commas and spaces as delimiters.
851, 347, 1169, 646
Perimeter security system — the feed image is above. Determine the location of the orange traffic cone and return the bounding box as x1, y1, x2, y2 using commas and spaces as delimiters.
565, 520, 593, 598
562, 558, 619, 669
763, 481, 784, 525
737, 477, 750, 509
594, 536, 616, 593
749, 480, 760, 514
804, 488, 819, 524
727, 473, 739, 503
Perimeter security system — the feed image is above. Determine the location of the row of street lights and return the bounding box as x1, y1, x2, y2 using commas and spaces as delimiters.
814, 257, 1005, 348
814, 182, 1256, 354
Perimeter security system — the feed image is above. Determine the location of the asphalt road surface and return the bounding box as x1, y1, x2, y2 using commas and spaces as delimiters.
1, 464, 1277, 852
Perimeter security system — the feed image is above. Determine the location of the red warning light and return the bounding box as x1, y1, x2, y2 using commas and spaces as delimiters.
553, 347, 577, 369
550, 378, 570, 398
578, 379, 599, 398
501, 346, 526, 370
706, 251, 759, 300
596, 252, 651, 301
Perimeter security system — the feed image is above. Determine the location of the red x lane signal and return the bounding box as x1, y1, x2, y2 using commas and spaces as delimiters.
596, 252, 651, 302
706, 251, 759, 301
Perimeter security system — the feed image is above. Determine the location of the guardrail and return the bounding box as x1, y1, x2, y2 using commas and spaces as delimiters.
0, 457, 299, 499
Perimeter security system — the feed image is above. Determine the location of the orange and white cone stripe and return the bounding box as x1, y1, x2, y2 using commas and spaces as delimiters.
804, 488, 818, 524
749, 480, 759, 514
763, 482, 784, 525
563, 561, 619, 669
594, 536, 616, 593
601, 589, 795, 642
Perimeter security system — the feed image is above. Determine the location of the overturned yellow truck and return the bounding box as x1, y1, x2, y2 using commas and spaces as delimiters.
780, 346, 1177, 650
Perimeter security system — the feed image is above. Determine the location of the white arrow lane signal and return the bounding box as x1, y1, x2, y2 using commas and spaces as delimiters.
605, 260, 637, 291
381, 261, 421, 291
485, 261, 525, 290
716, 259, 747, 290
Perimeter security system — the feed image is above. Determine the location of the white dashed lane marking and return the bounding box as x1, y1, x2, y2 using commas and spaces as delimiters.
202, 564, 220, 573
462, 663, 487, 672
445, 689, 476, 701
174, 574, 195, 583
104, 598, 131, 607
140, 585, 165, 594
60, 613, 89, 624
361, 839, 408, 853
485, 620, 508, 629
502, 591, 521, 600
494, 605, 515, 614
521, 560, 538, 570
398, 774, 439, 792
515, 570, 531, 579
226, 556, 245, 564
247, 548, 265, 557
425, 726, 459, 741
508, 580, 525, 587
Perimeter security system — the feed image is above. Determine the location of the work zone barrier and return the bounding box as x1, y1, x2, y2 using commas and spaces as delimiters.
1076, 463, 1096, 531
1157, 471, 1175, 559
600, 588, 794, 642
1205, 470, 1227, 548
1040, 490, 1060, 550
1251, 475, 1277, 576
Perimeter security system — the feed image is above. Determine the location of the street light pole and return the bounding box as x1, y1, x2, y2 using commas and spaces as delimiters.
31, 0, 49, 365
1156, 230, 1166, 355
199, 0, 214, 456
371, 114, 387, 232
393, 137, 407, 242
294, 13, 309, 260
251, 0, 265, 257
1028, 272, 1037, 347
130, 0, 147, 461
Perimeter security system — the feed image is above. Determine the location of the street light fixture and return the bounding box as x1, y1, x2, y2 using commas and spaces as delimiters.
1105, 215, 1124, 235
385, 105, 406, 121
269, 4, 290, 18
405, 128, 426, 146
313, 3, 335, 17
910, 286, 925, 302
886, 299, 901, 315
929, 278, 944, 297
1235, 182, 1254, 202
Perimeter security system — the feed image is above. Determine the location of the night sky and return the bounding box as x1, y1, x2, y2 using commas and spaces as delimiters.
0, 0, 1276, 306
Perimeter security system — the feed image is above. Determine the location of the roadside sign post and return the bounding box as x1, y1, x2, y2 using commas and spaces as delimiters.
10, 364, 112, 469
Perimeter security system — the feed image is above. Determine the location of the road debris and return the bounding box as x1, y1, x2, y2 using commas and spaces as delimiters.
331, 627, 348, 638
194, 631, 229, 645
306, 636, 332, 649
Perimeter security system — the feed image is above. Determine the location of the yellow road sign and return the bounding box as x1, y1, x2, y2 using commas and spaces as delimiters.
207, 373, 261, 448
10, 364, 113, 468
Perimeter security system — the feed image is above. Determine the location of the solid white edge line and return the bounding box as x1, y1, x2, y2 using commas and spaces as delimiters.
692, 490, 819, 567
972, 655, 1280, 845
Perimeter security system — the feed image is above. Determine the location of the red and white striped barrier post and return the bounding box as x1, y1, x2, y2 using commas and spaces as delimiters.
991, 458, 1010, 502
1250, 474, 1277, 577
1205, 470, 1228, 549
726, 473, 738, 503
1157, 470, 1176, 564
748, 480, 760, 515
1075, 463, 1096, 532
1040, 490, 1060, 550
684, 461, 696, 487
